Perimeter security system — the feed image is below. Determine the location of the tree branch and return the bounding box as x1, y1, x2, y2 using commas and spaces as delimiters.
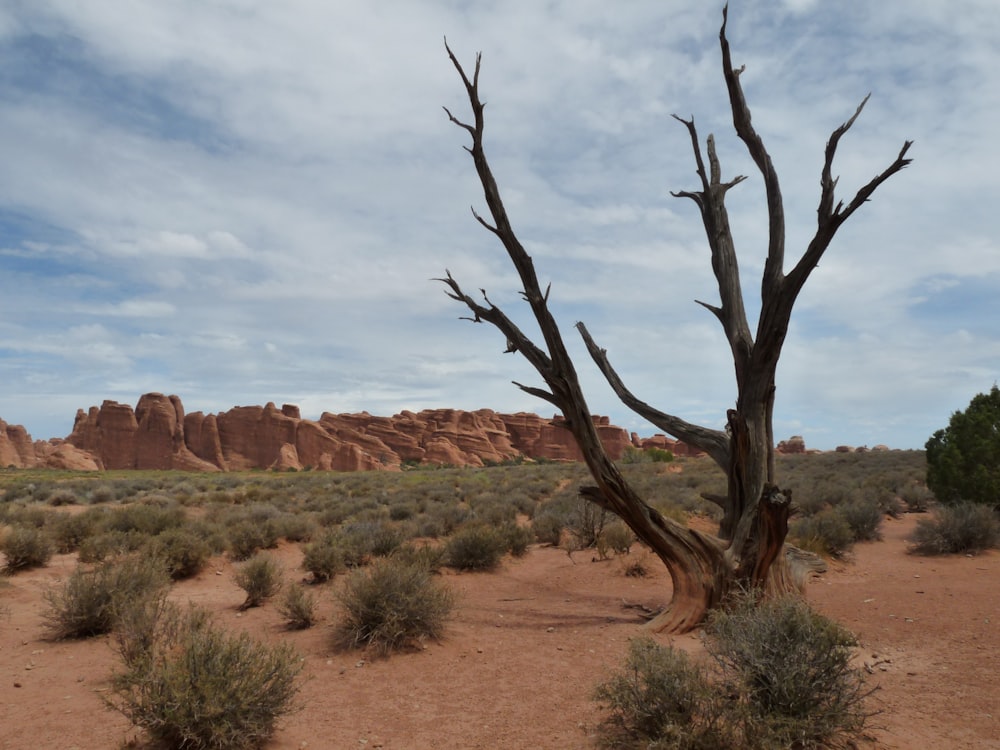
719, 4, 785, 293
576, 321, 730, 468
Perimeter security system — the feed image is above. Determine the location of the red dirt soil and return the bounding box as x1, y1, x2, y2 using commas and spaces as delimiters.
2, 513, 998, 749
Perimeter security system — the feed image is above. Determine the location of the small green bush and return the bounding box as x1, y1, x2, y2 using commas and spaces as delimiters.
836, 497, 884, 542
109, 605, 301, 750
706, 593, 871, 749
234, 554, 282, 609
48, 511, 100, 553
228, 520, 280, 561
909, 501, 1000, 555
1, 525, 53, 573
499, 522, 534, 557
147, 528, 211, 580
597, 522, 635, 559
301, 533, 346, 582
445, 524, 506, 571
594, 594, 873, 750
334, 557, 454, 655
531, 512, 564, 546
78, 529, 148, 563
390, 543, 447, 572
277, 583, 317, 630
593, 637, 722, 749
42, 556, 170, 639
790, 509, 855, 557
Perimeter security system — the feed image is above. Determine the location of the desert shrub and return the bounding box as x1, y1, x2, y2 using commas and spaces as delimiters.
42, 556, 170, 639
46, 487, 80, 506
445, 523, 506, 571
499, 522, 534, 557
301, 533, 346, 582
593, 636, 722, 749
469, 493, 517, 526
899, 482, 933, 513
277, 582, 318, 630
184, 518, 230, 554
147, 528, 211, 580
836, 497, 884, 542
1, 524, 53, 573
789, 509, 855, 558
568, 499, 609, 549
228, 520, 280, 561
388, 501, 417, 521
78, 529, 148, 563
531, 512, 564, 546
909, 501, 1000, 555
234, 554, 282, 609
103, 503, 186, 537
334, 557, 454, 655
86, 484, 116, 504
597, 522, 635, 559
48, 510, 100, 553
272, 512, 315, 543
390, 542, 447, 572
706, 593, 871, 749
109, 605, 301, 750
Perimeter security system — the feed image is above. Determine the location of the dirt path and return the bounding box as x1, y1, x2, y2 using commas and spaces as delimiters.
2, 513, 997, 749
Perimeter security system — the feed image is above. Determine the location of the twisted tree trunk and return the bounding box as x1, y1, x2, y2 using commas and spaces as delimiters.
440, 6, 911, 632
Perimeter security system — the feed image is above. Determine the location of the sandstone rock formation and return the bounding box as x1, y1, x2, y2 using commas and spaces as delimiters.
0, 394, 843, 473
776, 435, 807, 454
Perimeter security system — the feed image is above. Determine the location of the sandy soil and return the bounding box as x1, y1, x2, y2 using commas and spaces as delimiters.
2, 513, 997, 749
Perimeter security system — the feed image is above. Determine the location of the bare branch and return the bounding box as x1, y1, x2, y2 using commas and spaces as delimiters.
576, 321, 730, 468
719, 5, 786, 290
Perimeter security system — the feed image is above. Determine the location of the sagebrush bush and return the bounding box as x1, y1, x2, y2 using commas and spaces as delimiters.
301, 533, 346, 582
43, 556, 170, 639
78, 529, 148, 563
48, 510, 100, 553
234, 554, 282, 609
499, 522, 534, 557
228, 520, 280, 561
1, 524, 53, 573
147, 527, 212, 579
597, 522, 635, 560
109, 605, 302, 750
277, 582, 317, 630
390, 542, 447, 572
445, 523, 506, 571
531, 512, 564, 546
790, 509, 855, 557
836, 497, 884, 542
334, 557, 454, 655
594, 594, 873, 750
593, 636, 723, 749
706, 593, 871, 749
909, 501, 1000, 555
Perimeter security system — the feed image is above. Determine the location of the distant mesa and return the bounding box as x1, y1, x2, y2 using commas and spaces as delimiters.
1, 393, 827, 472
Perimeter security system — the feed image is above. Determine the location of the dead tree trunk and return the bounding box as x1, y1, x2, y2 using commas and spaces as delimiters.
441, 6, 911, 633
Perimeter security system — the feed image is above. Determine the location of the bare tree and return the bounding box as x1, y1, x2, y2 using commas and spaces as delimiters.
440, 6, 912, 633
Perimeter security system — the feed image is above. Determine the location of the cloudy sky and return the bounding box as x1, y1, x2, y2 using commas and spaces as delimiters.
1, 1, 998, 451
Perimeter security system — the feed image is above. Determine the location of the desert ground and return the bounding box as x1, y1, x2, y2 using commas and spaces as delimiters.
2, 508, 998, 750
